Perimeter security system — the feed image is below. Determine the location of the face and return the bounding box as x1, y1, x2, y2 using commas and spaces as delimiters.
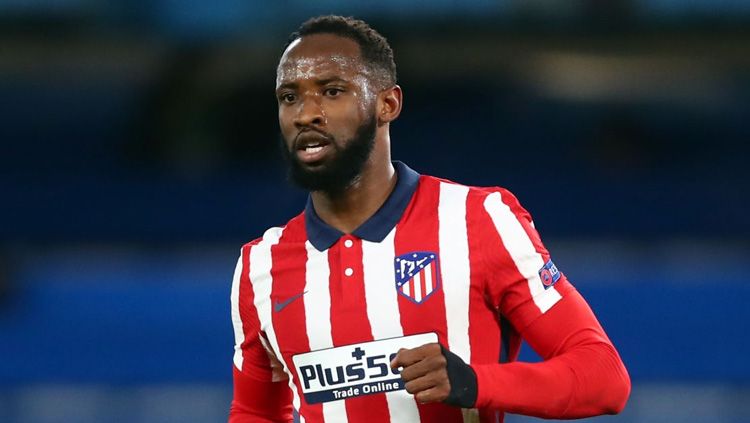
276, 34, 380, 194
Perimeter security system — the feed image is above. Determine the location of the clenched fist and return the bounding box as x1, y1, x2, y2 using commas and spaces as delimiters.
391, 342, 478, 408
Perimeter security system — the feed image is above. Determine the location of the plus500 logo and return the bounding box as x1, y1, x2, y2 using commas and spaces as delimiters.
299, 349, 399, 390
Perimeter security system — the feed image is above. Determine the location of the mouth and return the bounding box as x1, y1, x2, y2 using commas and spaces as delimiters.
295, 132, 333, 164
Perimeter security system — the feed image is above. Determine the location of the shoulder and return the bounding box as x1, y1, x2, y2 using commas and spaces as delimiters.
240, 211, 306, 252
415, 174, 536, 239
418, 173, 526, 212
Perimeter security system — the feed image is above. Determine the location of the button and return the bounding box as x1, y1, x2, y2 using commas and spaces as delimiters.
344, 267, 354, 276
344, 239, 353, 248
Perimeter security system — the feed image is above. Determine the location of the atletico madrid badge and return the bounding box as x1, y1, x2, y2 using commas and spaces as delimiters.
394, 252, 441, 304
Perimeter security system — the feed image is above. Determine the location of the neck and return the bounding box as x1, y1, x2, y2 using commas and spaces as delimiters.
310, 136, 396, 234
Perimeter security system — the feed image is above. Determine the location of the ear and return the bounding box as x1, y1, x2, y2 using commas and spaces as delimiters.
377, 85, 402, 125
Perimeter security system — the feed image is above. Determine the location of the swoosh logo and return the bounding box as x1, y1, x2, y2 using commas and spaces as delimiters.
273, 290, 308, 313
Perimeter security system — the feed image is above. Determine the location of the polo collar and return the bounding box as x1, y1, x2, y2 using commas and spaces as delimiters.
305, 161, 420, 251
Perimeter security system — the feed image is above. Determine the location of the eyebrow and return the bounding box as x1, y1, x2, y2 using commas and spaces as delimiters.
276, 76, 350, 91
317, 77, 348, 85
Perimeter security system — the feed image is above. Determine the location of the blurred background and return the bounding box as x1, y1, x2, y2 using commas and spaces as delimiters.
1, 1, 749, 422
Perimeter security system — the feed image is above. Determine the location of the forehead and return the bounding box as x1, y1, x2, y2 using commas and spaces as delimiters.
276, 34, 369, 87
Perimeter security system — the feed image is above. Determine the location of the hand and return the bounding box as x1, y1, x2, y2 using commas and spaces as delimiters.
390, 342, 451, 404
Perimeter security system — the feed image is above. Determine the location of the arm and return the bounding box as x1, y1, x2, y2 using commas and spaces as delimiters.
392, 188, 630, 417
472, 288, 630, 417
390, 291, 629, 417
229, 245, 294, 423
477, 188, 629, 417
230, 366, 294, 423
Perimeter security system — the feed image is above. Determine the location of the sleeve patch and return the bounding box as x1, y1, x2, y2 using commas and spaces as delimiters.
538, 260, 561, 290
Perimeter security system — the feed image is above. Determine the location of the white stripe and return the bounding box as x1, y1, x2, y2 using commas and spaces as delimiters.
248, 227, 305, 417
413, 271, 422, 302
230, 251, 245, 370
424, 263, 433, 295
303, 241, 346, 422
362, 229, 421, 423
403, 279, 410, 296
483, 192, 562, 313
438, 182, 473, 363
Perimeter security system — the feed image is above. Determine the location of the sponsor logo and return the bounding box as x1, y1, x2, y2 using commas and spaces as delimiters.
394, 252, 440, 304
538, 260, 561, 289
292, 332, 438, 404
273, 291, 308, 313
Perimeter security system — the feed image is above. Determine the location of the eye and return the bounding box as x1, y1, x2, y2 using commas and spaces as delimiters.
279, 93, 297, 104
324, 87, 343, 97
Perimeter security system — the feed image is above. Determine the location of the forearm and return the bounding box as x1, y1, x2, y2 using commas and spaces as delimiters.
472, 340, 630, 418
229, 366, 294, 423
473, 288, 630, 418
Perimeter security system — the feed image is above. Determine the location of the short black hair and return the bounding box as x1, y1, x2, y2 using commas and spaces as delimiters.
285, 15, 397, 89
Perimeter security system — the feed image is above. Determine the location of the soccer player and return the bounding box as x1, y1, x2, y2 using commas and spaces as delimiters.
229, 15, 630, 423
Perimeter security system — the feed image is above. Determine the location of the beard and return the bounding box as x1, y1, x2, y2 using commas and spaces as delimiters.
280, 114, 377, 195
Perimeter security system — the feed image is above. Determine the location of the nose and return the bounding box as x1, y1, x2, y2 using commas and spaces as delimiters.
293, 96, 326, 129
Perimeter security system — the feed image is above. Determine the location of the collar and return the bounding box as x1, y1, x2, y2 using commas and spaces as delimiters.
305, 161, 420, 251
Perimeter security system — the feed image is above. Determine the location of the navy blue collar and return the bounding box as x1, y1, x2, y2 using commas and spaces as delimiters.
305, 161, 420, 251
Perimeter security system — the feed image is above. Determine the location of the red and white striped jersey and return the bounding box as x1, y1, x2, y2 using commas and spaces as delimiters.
229, 162, 626, 423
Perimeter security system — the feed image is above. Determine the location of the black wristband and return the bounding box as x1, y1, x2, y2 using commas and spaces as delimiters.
440, 344, 478, 408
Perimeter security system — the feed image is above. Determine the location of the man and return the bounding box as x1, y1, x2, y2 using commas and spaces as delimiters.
230, 15, 630, 423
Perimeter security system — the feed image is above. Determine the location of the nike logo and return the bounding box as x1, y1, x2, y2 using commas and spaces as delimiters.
273, 291, 308, 313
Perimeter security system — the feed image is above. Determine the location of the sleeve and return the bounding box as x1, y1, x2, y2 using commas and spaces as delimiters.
471, 189, 630, 418
229, 245, 294, 423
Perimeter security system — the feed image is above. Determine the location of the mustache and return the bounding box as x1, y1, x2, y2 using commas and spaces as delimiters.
294, 128, 334, 144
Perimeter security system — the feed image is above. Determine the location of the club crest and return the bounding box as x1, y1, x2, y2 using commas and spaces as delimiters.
394, 252, 440, 304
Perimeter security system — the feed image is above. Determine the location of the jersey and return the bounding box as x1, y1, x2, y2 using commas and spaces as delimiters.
229, 161, 630, 423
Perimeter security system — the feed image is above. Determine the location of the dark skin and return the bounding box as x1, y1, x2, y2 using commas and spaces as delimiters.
276, 33, 400, 233
276, 34, 454, 405
391, 344, 452, 404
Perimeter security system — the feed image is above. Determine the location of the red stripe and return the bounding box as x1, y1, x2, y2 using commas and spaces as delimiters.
267, 220, 323, 421
395, 177, 462, 422
498, 187, 571, 352
495, 188, 574, 331
237, 242, 274, 378
329, 236, 391, 423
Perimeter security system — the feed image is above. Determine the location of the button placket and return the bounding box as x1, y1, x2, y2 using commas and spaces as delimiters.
338, 235, 360, 304
341, 236, 356, 278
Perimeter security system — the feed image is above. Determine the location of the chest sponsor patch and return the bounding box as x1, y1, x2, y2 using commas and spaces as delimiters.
394, 251, 440, 304
538, 259, 561, 289
292, 332, 438, 404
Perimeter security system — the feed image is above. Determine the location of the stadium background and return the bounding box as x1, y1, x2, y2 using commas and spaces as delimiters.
1, 1, 748, 422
